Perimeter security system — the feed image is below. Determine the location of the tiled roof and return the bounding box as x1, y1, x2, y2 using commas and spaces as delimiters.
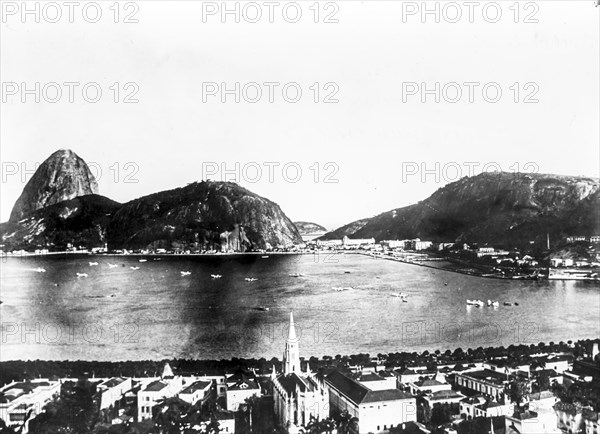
101, 377, 127, 388
143, 380, 168, 392
416, 379, 443, 387
180, 380, 211, 395
275, 373, 314, 396
326, 370, 413, 405
229, 378, 260, 391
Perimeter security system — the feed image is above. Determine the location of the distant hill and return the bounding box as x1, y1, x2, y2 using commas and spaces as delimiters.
106, 181, 302, 251
1, 150, 302, 252
293, 221, 327, 235
320, 172, 600, 247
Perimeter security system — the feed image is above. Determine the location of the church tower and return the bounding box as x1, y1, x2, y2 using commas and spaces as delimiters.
283, 312, 301, 375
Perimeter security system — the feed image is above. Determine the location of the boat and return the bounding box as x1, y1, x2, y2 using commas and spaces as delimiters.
180, 271, 192, 276
344, 270, 351, 274
343, 287, 353, 291
258, 306, 270, 311
211, 274, 222, 279
76, 273, 88, 278
514, 302, 519, 306
332, 286, 344, 292
289, 273, 301, 277
466, 299, 484, 307
245, 277, 258, 282
491, 301, 499, 308
391, 292, 407, 298
34, 267, 46, 273
139, 259, 147, 263
89, 262, 98, 266
444, 282, 448, 286
503, 301, 512, 306
130, 266, 140, 270
261, 255, 269, 259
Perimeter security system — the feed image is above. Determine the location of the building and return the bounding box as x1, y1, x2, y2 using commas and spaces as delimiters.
0, 380, 60, 433
407, 379, 450, 395
226, 371, 260, 412
455, 369, 509, 402
326, 369, 417, 433
272, 313, 329, 432
137, 363, 183, 421
342, 236, 376, 249
459, 395, 512, 419
179, 380, 213, 406
356, 372, 397, 391
97, 377, 133, 410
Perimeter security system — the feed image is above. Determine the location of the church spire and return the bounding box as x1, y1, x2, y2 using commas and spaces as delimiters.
283, 311, 301, 375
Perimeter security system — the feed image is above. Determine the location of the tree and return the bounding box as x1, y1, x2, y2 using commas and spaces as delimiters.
507, 379, 529, 408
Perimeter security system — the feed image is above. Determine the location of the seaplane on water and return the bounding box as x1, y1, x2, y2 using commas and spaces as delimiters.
211, 274, 222, 279
139, 259, 147, 262
34, 267, 46, 273
180, 271, 192, 276
108, 263, 119, 268
89, 262, 98, 266
130, 266, 140, 270
76, 273, 88, 278
245, 277, 258, 282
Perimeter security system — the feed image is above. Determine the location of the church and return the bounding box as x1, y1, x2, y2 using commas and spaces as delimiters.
272, 312, 329, 432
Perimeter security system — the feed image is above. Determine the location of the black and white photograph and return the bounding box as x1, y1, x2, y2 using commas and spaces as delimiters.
0, 1, 599, 433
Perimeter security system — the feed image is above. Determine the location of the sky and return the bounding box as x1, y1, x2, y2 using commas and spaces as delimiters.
1, 1, 598, 229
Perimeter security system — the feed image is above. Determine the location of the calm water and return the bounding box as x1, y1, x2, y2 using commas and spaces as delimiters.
1, 254, 598, 361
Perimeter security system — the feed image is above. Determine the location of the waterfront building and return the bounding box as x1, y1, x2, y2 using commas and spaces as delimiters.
455, 369, 509, 402
0, 380, 60, 433
97, 377, 133, 410
325, 369, 417, 433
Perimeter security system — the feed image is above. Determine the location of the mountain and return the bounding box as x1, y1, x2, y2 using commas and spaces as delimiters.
105, 181, 302, 251
9, 149, 99, 222
293, 221, 328, 235
0, 195, 121, 251
2, 150, 302, 252
320, 172, 600, 246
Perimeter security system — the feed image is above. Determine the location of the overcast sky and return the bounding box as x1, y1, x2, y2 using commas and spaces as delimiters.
1, 1, 598, 229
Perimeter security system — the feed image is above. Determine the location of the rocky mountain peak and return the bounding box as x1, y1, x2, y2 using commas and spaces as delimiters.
9, 149, 99, 222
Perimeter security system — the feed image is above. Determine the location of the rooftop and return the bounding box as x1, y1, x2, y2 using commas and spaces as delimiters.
180, 380, 211, 395
142, 380, 168, 393
326, 370, 413, 405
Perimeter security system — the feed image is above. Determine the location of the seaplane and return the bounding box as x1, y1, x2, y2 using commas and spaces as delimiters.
180, 271, 192, 276
107, 263, 119, 268
245, 277, 258, 282
139, 259, 147, 262
130, 266, 140, 270
34, 267, 46, 273
332, 286, 344, 291
391, 292, 407, 298
211, 274, 222, 279
76, 273, 88, 278
261, 255, 269, 259
88, 262, 98, 266
466, 299, 484, 307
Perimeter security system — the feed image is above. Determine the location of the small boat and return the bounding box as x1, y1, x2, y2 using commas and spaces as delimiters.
245, 277, 258, 282
402, 298, 408, 303
130, 266, 140, 270
492, 301, 499, 308
180, 271, 192, 276
76, 273, 88, 278
344, 270, 351, 274
503, 301, 512, 306
258, 306, 270, 311
34, 267, 46, 273
466, 299, 484, 307
89, 262, 98, 266
211, 274, 222, 279
139, 259, 147, 263
514, 302, 519, 306
108, 263, 119, 268
343, 286, 353, 291
332, 286, 344, 291
261, 255, 269, 259
444, 282, 448, 286
289, 273, 301, 277
391, 292, 406, 298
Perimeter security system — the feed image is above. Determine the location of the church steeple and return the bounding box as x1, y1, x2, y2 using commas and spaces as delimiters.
283, 312, 301, 375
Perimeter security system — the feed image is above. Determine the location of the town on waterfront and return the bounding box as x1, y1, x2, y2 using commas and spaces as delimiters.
2, 1, 599, 433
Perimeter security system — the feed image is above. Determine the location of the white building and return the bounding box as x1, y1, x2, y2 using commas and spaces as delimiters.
272, 312, 330, 432
137, 364, 183, 421
97, 377, 132, 410
0, 380, 60, 433
226, 371, 260, 412
179, 380, 212, 406
326, 369, 417, 433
